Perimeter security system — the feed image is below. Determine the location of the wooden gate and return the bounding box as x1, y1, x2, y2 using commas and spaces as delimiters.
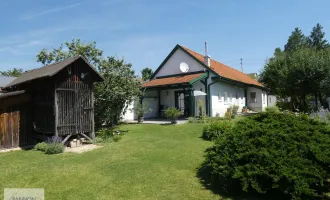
0, 111, 20, 149
56, 82, 93, 136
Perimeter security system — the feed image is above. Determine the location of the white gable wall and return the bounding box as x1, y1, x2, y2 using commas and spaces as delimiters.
154, 48, 206, 78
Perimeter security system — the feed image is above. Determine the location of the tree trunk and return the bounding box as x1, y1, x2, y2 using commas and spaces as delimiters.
318, 93, 323, 108
315, 93, 318, 110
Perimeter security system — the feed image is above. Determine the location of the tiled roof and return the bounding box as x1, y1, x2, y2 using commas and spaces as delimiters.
142, 73, 205, 88
180, 45, 264, 87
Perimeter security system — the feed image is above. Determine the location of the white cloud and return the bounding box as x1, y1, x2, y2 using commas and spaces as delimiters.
22, 2, 83, 20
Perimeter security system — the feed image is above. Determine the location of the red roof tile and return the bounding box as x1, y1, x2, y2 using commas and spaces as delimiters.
142, 73, 205, 88
180, 45, 264, 87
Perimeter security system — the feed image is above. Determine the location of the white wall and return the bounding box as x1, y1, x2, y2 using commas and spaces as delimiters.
154, 48, 205, 78
121, 101, 136, 121
210, 81, 246, 117
268, 95, 277, 107
143, 90, 159, 119
247, 87, 268, 111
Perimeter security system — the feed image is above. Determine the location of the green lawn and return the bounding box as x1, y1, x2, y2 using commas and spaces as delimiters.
0, 123, 222, 200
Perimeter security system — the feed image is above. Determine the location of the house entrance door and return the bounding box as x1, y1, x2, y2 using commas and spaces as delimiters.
175, 91, 190, 117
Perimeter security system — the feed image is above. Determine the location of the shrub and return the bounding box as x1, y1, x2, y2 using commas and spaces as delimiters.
200, 112, 330, 199
188, 116, 225, 124
202, 120, 232, 141
96, 129, 124, 143
265, 106, 280, 113
164, 108, 181, 120
94, 137, 104, 143
231, 105, 239, 118
34, 142, 48, 152
45, 143, 65, 155
112, 135, 122, 142
198, 99, 204, 117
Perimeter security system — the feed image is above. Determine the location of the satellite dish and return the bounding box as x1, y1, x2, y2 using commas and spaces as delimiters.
180, 62, 189, 73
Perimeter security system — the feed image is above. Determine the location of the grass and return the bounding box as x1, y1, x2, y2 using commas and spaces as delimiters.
0, 123, 223, 200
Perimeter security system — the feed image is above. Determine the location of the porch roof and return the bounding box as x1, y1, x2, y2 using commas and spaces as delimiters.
141, 72, 207, 88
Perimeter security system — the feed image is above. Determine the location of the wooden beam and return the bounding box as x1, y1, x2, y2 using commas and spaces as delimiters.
81, 132, 93, 143
61, 134, 71, 145
91, 90, 95, 140
54, 90, 59, 137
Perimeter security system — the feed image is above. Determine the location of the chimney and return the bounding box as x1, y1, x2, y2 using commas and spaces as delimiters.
204, 41, 211, 67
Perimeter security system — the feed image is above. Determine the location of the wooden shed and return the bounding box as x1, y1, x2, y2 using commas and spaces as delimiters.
1, 56, 103, 149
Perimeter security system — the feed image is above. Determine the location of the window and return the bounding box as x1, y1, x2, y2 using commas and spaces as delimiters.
224, 92, 228, 103
263, 93, 266, 104
218, 93, 222, 102
250, 92, 257, 103
269, 97, 272, 103
229, 93, 232, 102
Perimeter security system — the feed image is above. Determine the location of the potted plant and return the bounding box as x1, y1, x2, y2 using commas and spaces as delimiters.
134, 101, 152, 123
164, 107, 182, 124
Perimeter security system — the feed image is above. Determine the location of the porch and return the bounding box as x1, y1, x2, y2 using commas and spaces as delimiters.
141, 71, 209, 119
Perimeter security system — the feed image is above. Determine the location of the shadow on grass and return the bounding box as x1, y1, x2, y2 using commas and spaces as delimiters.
196, 165, 288, 200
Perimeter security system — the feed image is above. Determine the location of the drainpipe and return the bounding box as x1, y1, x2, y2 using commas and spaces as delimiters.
207, 80, 219, 117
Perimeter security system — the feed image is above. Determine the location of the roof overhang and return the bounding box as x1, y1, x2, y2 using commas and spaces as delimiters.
142, 72, 207, 89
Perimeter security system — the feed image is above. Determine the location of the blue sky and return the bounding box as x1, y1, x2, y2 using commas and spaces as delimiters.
0, 0, 330, 75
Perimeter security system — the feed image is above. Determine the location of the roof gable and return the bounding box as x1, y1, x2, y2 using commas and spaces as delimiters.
5, 56, 103, 88
151, 44, 264, 88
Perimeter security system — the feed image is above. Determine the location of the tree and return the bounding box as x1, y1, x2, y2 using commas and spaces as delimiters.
36, 39, 103, 65
0, 68, 23, 77
307, 23, 329, 50
284, 28, 307, 53
141, 67, 153, 81
94, 57, 141, 127
260, 48, 330, 111
36, 39, 141, 128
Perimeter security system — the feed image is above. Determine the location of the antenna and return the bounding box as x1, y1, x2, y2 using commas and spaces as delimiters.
205, 41, 208, 56
240, 58, 243, 72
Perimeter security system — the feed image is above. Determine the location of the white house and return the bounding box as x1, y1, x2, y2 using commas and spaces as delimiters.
123, 43, 268, 120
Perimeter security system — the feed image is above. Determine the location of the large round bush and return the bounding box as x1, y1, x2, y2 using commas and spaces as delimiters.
200, 112, 330, 199
202, 120, 232, 141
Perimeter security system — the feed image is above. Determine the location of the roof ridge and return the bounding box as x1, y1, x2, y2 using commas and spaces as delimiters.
179, 44, 246, 74
178, 44, 263, 87
24, 55, 81, 74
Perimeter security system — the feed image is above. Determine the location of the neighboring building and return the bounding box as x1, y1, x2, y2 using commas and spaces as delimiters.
123, 43, 268, 120
268, 95, 277, 107
0, 76, 16, 94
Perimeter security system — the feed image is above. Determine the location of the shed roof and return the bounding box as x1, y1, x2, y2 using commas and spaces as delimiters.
0, 76, 16, 87
142, 72, 206, 88
5, 55, 103, 88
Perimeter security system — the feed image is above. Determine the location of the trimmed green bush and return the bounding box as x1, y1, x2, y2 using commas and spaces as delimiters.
201, 120, 232, 141
200, 112, 330, 199
34, 142, 48, 152
265, 106, 280, 113
188, 116, 224, 124
45, 143, 65, 155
